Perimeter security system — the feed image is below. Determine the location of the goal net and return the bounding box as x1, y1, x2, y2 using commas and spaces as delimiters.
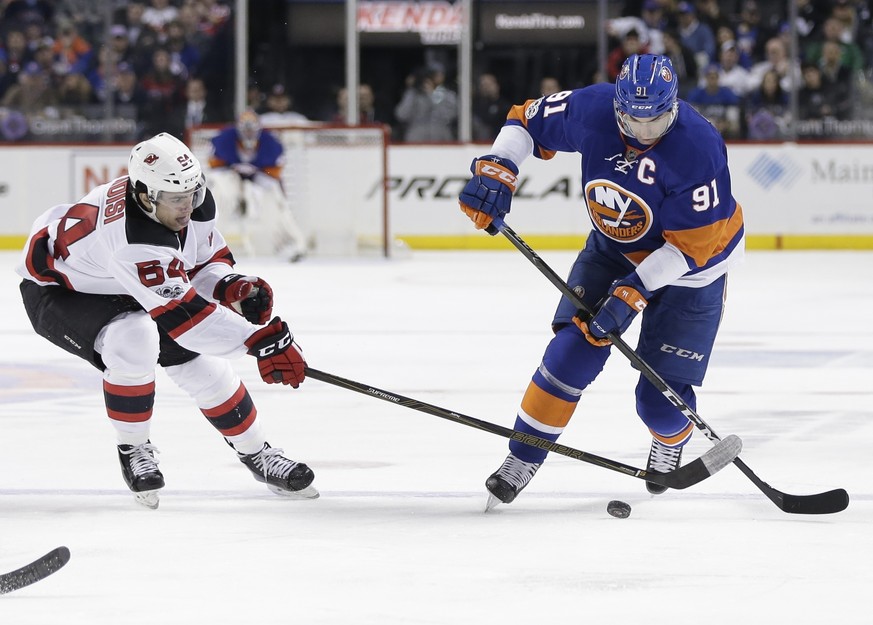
187, 123, 391, 257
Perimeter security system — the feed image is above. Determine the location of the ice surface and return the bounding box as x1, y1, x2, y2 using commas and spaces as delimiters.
0, 248, 871, 624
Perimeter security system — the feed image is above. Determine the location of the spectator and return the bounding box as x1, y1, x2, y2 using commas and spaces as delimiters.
733, 0, 770, 61
177, 2, 212, 56
259, 84, 309, 127
539, 76, 562, 96
696, 0, 732, 36
182, 76, 225, 129
57, 71, 95, 106
748, 37, 802, 93
331, 83, 387, 126
805, 17, 864, 74
607, 28, 647, 81
662, 28, 698, 98
798, 62, 851, 122
607, 0, 665, 55
745, 69, 789, 139
246, 80, 265, 112
713, 40, 753, 97
818, 40, 854, 116
1, 61, 58, 114
142, 0, 179, 37
107, 25, 137, 69
164, 20, 200, 77
394, 65, 458, 142
714, 24, 754, 69
112, 62, 146, 108
51, 19, 93, 76
472, 73, 511, 140
2, 0, 54, 29
0, 51, 15, 100
29, 36, 56, 79
676, 1, 716, 71
139, 47, 186, 138
686, 64, 742, 138
4, 29, 32, 78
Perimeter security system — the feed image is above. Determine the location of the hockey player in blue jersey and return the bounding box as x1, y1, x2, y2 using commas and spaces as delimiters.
208, 110, 308, 260
458, 54, 745, 509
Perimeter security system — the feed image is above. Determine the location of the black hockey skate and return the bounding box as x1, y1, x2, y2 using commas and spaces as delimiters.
117, 441, 165, 509
238, 443, 319, 499
646, 438, 683, 495
485, 453, 541, 511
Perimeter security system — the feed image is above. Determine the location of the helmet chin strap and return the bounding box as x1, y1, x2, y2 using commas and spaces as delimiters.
134, 191, 163, 224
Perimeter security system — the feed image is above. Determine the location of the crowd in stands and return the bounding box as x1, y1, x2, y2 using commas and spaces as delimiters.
0, 0, 233, 141
606, 0, 873, 139
2, 0, 873, 143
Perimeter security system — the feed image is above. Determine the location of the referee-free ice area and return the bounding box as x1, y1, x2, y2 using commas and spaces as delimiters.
0, 247, 871, 624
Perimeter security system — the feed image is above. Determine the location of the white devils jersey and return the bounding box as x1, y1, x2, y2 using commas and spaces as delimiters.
17, 176, 256, 358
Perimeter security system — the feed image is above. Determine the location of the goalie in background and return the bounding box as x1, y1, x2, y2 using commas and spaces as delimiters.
208, 109, 308, 261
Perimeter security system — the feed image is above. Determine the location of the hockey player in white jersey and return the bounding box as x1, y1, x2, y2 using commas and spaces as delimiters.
17, 133, 317, 509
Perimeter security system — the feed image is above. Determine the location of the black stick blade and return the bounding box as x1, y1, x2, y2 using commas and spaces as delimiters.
0, 546, 71, 595
779, 489, 850, 515
655, 434, 743, 490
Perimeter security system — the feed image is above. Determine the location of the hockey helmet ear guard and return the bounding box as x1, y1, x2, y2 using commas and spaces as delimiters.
614, 54, 679, 142
129, 132, 206, 212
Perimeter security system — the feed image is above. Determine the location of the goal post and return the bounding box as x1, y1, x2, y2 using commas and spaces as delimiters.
187, 123, 392, 258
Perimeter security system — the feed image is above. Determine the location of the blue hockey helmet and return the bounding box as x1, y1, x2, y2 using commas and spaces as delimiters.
614, 54, 679, 143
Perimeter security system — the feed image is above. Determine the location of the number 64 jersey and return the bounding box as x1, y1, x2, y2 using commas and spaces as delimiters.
506, 82, 744, 289
16, 177, 256, 358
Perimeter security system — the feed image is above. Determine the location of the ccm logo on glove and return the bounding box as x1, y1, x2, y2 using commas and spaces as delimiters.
244, 317, 305, 387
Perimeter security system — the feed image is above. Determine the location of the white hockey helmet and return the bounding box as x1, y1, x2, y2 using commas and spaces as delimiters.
128, 132, 206, 210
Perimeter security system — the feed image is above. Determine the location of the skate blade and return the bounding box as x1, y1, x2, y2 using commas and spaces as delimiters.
485, 493, 503, 513
267, 484, 320, 499
133, 490, 160, 509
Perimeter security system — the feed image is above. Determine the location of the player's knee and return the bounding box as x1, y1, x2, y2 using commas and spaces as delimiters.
635, 378, 696, 436
540, 324, 609, 390
165, 356, 238, 404
98, 312, 159, 373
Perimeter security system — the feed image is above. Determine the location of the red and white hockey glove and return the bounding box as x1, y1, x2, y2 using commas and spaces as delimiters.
245, 317, 306, 387
214, 273, 274, 325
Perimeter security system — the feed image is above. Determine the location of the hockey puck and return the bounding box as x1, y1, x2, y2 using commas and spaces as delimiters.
607, 500, 632, 519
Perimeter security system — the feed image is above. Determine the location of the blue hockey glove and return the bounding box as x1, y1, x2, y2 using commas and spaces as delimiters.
458, 155, 518, 233
574, 273, 651, 347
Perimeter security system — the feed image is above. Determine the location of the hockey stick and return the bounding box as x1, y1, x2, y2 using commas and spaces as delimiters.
490, 217, 849, 514
0, 546, 70, 595
305, 367, 741, 490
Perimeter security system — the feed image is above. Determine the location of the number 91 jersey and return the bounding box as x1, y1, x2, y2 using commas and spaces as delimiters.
506, 82, 744, 286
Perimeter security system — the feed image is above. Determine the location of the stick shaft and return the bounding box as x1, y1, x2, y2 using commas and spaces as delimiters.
304, 367, 724, 489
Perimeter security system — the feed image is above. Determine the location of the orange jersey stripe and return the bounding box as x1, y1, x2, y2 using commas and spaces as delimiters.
507, 102, 557, 160
520, 380, 577, 428
650, 422, 694, 446
664, 202, 744, 268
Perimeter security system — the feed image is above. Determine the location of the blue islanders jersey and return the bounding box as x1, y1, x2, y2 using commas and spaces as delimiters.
209, 127, 284, 174
505, 82, 744, 287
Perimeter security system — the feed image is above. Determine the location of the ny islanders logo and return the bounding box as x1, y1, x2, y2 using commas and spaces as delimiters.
584, 179, 653, 242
